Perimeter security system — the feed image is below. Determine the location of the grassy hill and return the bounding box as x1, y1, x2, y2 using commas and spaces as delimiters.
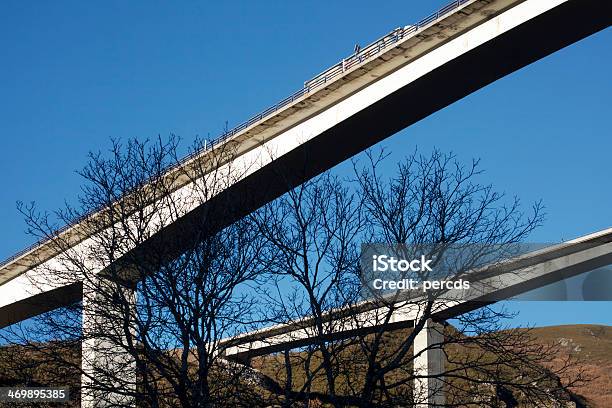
526, 325, 612, 407
0, 324, 610, 406
252, 324, 612, 407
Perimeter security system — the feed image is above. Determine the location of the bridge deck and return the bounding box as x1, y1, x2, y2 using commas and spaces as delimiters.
1, 0, 610, 329
221, 227, 612, 359
0, 0, 506, 285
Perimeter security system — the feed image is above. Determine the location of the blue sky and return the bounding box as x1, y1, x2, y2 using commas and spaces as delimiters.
0, 1, 610, 327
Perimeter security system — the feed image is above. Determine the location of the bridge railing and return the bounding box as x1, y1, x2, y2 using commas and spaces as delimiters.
0, 0, 472, 270
174, 0, 470, 166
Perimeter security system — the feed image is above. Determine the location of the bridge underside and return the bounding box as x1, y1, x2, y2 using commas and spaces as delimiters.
118, 0, 612, 295
2, 0, 609, 330
222, 228, 612, 361
0, 1, 609, 407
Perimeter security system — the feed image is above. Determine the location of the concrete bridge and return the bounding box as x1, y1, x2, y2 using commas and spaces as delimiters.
0, 0, 610, 405
219, 227, 612, 405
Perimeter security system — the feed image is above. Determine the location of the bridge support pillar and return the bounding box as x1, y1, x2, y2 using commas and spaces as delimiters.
81, 278, 136, 407
413, 319, 445, 407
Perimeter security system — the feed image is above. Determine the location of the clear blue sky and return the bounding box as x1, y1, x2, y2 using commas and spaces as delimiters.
1, 1, 610, 327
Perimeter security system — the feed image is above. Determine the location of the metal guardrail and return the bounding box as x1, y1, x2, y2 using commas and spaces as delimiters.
0, 0, 471, 270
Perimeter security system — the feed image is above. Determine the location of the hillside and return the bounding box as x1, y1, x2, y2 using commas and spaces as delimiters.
526, 325, 612, 407
253, 324, 612, 407
0, 324, 610, 406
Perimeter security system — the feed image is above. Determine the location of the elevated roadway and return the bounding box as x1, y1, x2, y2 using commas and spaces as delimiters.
220, 227, 612, 360
1, 0, 611, 329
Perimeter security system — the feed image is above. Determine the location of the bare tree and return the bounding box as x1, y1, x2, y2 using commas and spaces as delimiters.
251, 172, 366, 407
0, 142, 592, 407
1, 135, 275, 407
252, 148, 590, 407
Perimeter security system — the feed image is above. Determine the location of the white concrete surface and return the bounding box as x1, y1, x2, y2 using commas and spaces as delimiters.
221, 226, 612, 359
81, 278, 136, 407
4, 0, 604, 328
413, 319, 445, 408
0, 0, 609, 404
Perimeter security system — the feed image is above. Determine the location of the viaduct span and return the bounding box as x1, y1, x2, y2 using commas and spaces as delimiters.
0, 0, 610, 406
